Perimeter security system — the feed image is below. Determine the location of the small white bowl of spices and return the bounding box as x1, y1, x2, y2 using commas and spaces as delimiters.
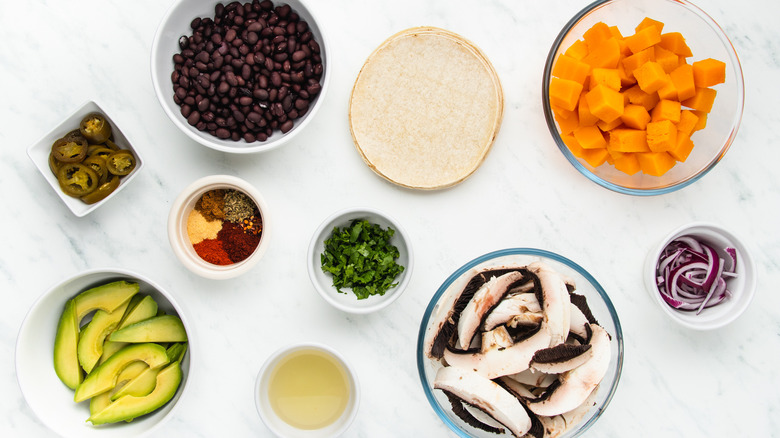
168, 175, 270, 279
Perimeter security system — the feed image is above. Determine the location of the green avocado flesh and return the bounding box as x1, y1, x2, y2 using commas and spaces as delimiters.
111, 343, 187, 401
98, 295, 158, 366
88, 360, 183, 425
74, 281, 140, 324
109, 315, 187, 343
53, 299, 82, 390
77, 300, 130, 374
74, 343, 169, 403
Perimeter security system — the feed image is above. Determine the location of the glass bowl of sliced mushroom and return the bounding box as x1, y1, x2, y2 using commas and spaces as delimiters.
417, 248, 623, 438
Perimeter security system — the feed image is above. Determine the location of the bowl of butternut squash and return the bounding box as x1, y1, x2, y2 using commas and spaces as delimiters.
543, 0, 744, 195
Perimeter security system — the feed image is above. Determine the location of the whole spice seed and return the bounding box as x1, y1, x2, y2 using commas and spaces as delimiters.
223, 189, 256, 223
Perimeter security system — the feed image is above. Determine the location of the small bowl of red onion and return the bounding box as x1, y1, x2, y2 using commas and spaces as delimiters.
645, 222, 756, 330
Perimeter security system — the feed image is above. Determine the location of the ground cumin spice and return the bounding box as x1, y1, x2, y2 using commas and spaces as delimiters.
218, 221, 261, 262
196, 189, 226, 221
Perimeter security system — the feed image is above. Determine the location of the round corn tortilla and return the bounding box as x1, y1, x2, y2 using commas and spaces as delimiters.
349, 27, 504, 190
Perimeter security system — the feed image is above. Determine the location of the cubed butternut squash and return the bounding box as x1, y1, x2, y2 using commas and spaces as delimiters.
550, 77, 583, 112
677, 110, 700, 136
658, 32, 693, 57
583, 38, 621, 69
554, 107, 580, 135
681, 87, 717, 112
582, 147, 610, 167
621, 104, 651, 130
573, 125, 607, 149
653, 46, 679, 73
656, 80, 678, 101
646, 119, 677, 152
623, 84, 660, 111
611, 151, 641, 175
578, 92, 600, 126
634, 61, 669, 93
609, 128, 650, 152
597, 117, 624, 132
669, 64, 696, 101
637, 151, 677, 176
636, 17, 665, 33
583, 22, 613, 50
668, 131, 695, 162
553, 54, 591, 84
625, 25, 662, 54
650, 99, 681, 123
622, 47, 655, 78
586, 84, 624, 123
561, 134, 586, 158
692, 58, 726, 87
590, 68, 621, 91
565, 39, 589, 60
692, 110, 708, 132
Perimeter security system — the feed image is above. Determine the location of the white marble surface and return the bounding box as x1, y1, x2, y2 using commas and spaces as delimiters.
2, 0, 779, 436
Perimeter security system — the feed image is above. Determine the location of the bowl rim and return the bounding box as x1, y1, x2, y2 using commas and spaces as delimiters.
150, 0, 331, 154
643, 221, 757, 330
15, 267, 193, 438
416, 247, 624, 437
306, 206, 414, 314
167, 174, 271, 279
541, 0, 745, 196
254, 342, 360, 437
25, 99, 145, 217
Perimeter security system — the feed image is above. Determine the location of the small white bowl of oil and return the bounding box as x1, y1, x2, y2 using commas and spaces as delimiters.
255, 343, 360, 437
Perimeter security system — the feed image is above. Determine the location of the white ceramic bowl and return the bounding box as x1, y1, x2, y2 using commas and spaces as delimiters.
151, 0, 330, 153
26, 100, 145, 217
307, 207, 413, 314
168, 174, 270, 279
15, 268, 192, 438
644, 222, 756, 330
255, 343, 359, 437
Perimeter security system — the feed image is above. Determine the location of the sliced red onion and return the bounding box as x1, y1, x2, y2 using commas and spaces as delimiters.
656, 235, 737, 314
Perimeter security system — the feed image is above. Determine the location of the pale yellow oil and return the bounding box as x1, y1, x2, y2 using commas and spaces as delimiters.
268, 349, 350, 430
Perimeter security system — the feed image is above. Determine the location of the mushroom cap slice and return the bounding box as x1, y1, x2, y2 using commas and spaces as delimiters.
434, 366, 531, 438
528, 262, 571, 347
529, 343, 594, 375
482, 292, 542, 331
527, 324, 611, 417
456, 271, 525, 350
443, 323, 552, 380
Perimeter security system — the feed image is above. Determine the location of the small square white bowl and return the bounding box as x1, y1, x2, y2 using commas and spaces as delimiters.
26, 100, 144, 217
307, 207, 413, 314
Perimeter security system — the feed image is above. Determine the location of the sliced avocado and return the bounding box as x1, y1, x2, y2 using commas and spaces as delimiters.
89, 390, 112, 416
98, 295, 158, 365
109, 315, 187, 343
53, 299, 82, 390
74, 343, 169, 403
74, 280, 140, 324
88, 360, 183, 425
111, 343, 187, 401
77, 300, 131, 374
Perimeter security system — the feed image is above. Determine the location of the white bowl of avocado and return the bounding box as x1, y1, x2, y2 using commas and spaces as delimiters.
15, 268, 193, 438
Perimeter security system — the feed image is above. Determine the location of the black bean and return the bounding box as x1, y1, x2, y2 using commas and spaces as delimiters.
216, 128, 231, 139
187, 111, 201, 126
280, 120, 293, 133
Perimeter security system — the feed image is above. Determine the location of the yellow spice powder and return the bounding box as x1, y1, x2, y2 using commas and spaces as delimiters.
187, 209, 223, 244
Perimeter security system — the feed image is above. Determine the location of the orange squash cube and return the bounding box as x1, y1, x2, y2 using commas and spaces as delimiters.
583, 38, 621, 69
597, 117, 624, 132
654, 46, 679, 73
578, 92, 599, 126
582, 147, 610, 167
565, 39, 589, 60
623, 84, 660, 111
550, 77, 583, 112
586, 84, 624, 123
622, 47, 655, 78
634, 61, 669, 93
611, 151, 641, 175
553, 54, 591, 84
646, 119, 678, 152
681, 87, 717, 113
636, 17, 665, 33
659, 32, 693, 57
692, 58, 727, 87
609, 128, 650, 152
583, 22, 613, 50
692, 110, 708, 132
677, 110, 700, 136
669, 131, 695, 162
589, 68, 621, 91
651, 99, 682, 123
656, 80, 678, 101
561, 134, 586, 158
625, 25, 662, 54
573, 125, 607, 149
554, 108, 580, 135
669, 64, 696, 101
621, 104, 651, 130
637, 151, 677, 176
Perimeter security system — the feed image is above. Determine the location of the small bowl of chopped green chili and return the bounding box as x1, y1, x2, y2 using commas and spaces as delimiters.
307, 207, 413, 314
168, 175, 270, 280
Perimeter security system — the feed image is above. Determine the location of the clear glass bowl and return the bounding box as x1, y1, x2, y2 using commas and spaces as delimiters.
417, 248, 624, 438
542, 0, 744, 195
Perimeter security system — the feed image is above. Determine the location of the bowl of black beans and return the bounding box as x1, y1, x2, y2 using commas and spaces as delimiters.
151, 0, 328, 153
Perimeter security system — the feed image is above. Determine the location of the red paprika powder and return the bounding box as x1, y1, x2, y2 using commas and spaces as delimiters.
193, 239, 232, 265
218, 221, 261, 263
